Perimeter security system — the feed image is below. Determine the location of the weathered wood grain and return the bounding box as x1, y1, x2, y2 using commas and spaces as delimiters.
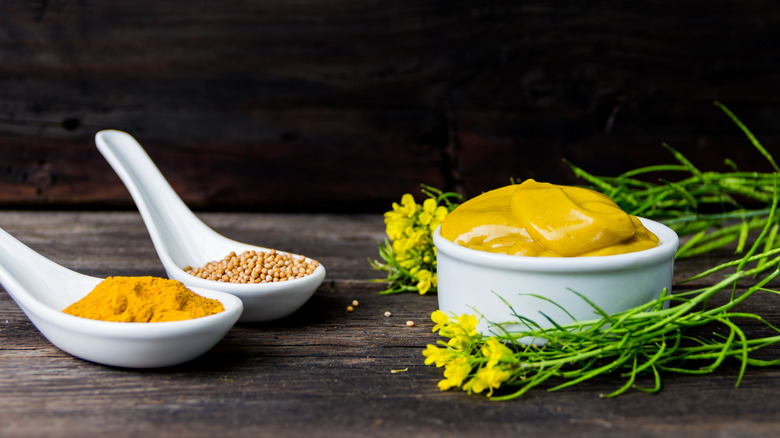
3, 211, 780, 437
1, 2, 780, 210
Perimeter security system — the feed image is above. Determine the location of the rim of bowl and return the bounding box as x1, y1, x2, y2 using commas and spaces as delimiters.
433, 217, 679, 273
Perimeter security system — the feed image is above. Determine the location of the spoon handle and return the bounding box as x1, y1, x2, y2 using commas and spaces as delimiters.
0, 225, 96, 310
95, 130, 222, 266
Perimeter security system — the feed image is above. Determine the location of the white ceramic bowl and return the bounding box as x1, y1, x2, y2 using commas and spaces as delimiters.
434, 218, 679, 335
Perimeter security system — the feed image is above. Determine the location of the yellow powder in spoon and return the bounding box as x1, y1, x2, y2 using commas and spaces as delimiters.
63, 276, 224, 322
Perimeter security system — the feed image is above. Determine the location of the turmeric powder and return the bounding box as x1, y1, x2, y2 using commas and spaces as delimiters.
63, 276, 224, 322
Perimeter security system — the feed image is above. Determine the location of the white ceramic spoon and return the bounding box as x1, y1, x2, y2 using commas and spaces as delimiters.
95, 130, 326, 322
0, 226, 243, 368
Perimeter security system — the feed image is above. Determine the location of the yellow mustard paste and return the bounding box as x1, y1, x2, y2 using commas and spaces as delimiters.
439, 179, 659, 257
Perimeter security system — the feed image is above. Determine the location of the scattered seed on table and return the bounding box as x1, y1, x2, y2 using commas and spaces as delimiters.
406, 320, 415, 327
351, 300, 359, 307
384, 311, 392, 317
183, 249, 319, 284
346, 306, 354, 312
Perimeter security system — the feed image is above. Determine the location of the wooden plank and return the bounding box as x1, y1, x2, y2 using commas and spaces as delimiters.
3, 211, 780, 437
2, 2, 780, 209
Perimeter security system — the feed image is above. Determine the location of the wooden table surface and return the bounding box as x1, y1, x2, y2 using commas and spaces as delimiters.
2, 210, 780, 438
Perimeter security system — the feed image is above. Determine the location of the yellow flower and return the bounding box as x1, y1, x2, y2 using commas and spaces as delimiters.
384, 194, 420, 240
434, 205, 448, 221
384, 214, 412, 241
403, 226, 427, 247
463, 365, 511, 396
418, 198, 438, 225
438, 356, 471, 391
429, 205, 449, 232
423, 344, 441, 366
446, 314, 480, 351
422, 344, 454, 367
391, 238, 408, 258
457, 314, 479, 337
481, 338, 514, 368
416, 269, 433, 295
396, 194, 419, 218
392, 236, 419, 259
431, 310, 450, 333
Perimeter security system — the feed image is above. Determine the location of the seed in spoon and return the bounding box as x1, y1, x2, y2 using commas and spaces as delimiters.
183, 249, 319, 284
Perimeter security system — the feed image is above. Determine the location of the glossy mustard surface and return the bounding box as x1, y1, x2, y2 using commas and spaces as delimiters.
439, 179, 659, 257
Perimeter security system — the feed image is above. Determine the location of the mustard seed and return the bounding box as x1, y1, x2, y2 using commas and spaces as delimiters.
183, 249, 319, 284
406, 320, 415, 327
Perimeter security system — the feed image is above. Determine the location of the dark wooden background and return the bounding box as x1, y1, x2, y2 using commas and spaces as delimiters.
2, 1, 780, 212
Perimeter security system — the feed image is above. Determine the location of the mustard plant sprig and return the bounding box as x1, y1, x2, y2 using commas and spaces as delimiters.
565, 101, 780, 258
369, 185, 461, 294
425, 263, 780, 399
